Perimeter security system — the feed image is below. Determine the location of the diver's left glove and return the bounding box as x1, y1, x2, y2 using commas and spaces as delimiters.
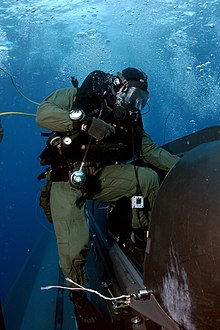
86, 117, 115, 141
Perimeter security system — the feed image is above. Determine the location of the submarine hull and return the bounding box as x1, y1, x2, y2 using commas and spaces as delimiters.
144, 140, 220, 329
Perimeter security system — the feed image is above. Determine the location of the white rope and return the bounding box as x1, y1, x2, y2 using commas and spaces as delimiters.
41, 277, 131, 303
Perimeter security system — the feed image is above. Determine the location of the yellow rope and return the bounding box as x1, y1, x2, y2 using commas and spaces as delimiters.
0, 112, 36, 117
0, 67, 40, 105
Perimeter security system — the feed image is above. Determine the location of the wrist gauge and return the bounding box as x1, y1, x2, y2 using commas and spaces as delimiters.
69, 109, 85, 121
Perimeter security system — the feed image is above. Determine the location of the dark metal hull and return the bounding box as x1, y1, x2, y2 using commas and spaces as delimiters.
144, 139, 220, 330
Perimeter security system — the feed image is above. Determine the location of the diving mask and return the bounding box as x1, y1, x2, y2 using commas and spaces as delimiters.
115, 85, 149, 112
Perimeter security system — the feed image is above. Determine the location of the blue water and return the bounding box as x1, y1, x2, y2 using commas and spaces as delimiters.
0, 0, 219, 327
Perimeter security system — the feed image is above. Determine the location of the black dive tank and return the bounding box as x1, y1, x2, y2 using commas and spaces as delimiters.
144, 140, 220, 330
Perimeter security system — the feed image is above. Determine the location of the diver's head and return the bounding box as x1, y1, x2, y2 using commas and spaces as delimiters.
111, 67, 149, 113
74, 68, 149, 117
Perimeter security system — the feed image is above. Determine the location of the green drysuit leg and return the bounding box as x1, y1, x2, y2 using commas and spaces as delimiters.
50, 165, 159, 286
50, 182, 89, 286
94, 164, 160, 228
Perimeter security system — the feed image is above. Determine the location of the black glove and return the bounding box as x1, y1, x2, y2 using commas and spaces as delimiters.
87, 117, 116, 141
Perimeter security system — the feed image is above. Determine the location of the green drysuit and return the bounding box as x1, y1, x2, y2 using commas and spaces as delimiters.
36, 88, 179, 286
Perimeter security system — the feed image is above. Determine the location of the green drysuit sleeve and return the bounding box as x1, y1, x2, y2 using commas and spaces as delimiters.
36, 88, 77, 132
141, 131, 180, 171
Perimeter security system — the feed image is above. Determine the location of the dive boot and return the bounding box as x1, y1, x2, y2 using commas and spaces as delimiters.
131, 226, 148, 249
70, 291, 113, 330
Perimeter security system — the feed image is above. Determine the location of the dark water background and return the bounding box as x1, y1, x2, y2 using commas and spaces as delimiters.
0, 0, 219, 323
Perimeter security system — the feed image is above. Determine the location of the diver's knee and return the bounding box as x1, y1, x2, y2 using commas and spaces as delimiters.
139, 167, 160, 187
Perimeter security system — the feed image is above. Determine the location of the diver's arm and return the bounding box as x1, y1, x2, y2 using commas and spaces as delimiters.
141, 131, 180, 171
36, 88, 78, 132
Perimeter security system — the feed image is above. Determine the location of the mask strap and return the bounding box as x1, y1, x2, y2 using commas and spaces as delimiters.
111, 72, 128, 97
117, 72, 128, 85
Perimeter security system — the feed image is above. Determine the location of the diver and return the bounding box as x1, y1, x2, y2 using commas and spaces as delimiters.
36, 68, 179, 328
0, 120, 3, 143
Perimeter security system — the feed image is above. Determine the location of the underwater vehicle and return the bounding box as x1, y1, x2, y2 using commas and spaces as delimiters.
85, 125, 220, 330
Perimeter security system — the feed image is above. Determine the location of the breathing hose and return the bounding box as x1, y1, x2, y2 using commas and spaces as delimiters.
0, 67, 39, 117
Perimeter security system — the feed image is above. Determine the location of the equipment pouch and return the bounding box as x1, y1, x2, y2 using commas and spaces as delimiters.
40, 174, 53, 223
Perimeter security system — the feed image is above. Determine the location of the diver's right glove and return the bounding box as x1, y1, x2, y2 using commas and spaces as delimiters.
85, 117, 115, 141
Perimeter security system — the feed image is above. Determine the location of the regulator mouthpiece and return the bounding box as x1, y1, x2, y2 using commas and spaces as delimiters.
69, 170, 86, 188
